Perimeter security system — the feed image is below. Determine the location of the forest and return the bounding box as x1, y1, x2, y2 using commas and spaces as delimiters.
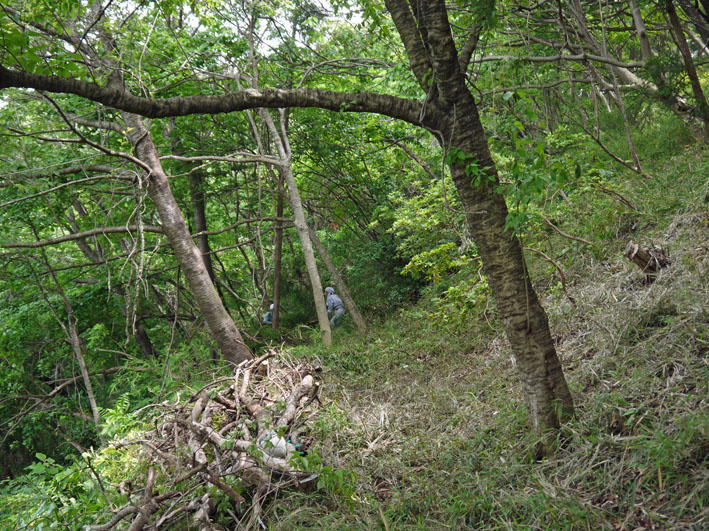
0, 0, 707, 529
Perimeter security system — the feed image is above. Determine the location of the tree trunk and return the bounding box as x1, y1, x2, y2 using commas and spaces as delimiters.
448, 133, 574, 451
667, 0, 709, 140
188, 172, 218, 283
272, 172, 285, 329
122, 113, 252, 365
260, 110, 332, 346
386, 0, 573, 454
308, 227, 367, 335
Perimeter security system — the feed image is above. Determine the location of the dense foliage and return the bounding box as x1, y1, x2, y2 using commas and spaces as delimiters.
1, 0, 707, 528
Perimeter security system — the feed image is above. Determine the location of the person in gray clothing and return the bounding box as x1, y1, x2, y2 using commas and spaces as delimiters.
263, 304, 274, 325
325, 287, 346, 327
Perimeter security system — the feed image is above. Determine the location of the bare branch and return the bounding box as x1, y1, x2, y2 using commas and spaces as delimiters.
0, 174, 133, 209
2, 225, 164, 249
470, 53, 644, 68
41, 94, 152, 172
160, 153, 282, 166
539, 213, 592, 246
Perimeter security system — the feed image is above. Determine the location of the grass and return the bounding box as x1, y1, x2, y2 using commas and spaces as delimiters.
268, 141, 709, 529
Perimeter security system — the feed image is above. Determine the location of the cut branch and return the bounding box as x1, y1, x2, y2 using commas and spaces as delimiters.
94, 351, 323, 528
624, 240, 670, 277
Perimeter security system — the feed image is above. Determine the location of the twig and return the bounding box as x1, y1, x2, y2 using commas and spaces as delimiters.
540, 213, 593, 246
524, 247, 576, 305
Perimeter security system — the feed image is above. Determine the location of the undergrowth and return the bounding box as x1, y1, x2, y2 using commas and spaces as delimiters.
267, 142, 709, 530
1, 132, 707, 530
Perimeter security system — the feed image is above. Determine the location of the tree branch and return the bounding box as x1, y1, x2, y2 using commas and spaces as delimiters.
2, 225, 164, 248
0, 66, 436, 128
0, 174, 133, 209
383, 0, 435, 92
539, 214, 592, 245
470, 53, 644, 67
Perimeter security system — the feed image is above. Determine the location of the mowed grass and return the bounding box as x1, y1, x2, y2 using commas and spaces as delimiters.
268, 143, 709, 529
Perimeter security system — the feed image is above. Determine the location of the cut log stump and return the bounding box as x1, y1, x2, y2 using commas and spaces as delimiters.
624, 240, 670, 280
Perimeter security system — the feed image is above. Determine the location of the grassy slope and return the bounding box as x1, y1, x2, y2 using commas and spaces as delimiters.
270, 141, 709, 529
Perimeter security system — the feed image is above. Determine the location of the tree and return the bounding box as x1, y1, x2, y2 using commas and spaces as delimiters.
0, 0, 573, 450
120, 111, 254, 365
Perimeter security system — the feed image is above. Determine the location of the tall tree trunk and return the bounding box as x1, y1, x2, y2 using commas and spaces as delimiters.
260, 109, 332, 346
272, 171, 285, 329
308, 227, 367, 335
188, 169, 230, 355
448, 121, 574, 449
188, 172, 217, 283
386, 0, 573, 454
121, 112, 252, 365
667, 0, 709, 140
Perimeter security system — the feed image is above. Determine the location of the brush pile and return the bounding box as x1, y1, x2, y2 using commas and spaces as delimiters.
91, 350, 321, 530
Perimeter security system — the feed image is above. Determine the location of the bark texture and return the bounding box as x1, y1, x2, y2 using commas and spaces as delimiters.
0, 66, 433, 125
385, 0, 573, 451
121, 113, 252, 365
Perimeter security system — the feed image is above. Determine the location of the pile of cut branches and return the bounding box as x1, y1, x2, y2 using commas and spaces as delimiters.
92, 350, 321, 530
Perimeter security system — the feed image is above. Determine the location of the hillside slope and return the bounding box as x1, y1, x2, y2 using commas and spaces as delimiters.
273, 146, 709, 530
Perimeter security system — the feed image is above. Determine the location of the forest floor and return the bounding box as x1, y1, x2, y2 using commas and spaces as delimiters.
271, 146, 709, 529
1, 142, 707, 530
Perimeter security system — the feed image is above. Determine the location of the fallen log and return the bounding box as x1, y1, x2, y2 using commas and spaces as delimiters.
624, 240, 670, 279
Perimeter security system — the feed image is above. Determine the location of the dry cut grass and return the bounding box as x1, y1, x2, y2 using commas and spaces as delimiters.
268, 190, 708, 529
